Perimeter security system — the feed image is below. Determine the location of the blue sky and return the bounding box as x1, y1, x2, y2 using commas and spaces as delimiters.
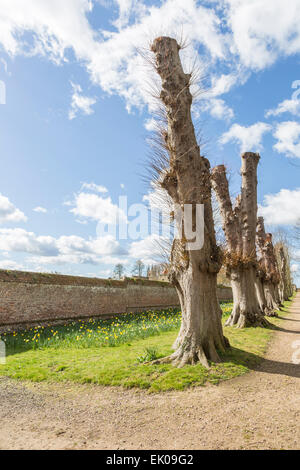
0, 0, 300, 281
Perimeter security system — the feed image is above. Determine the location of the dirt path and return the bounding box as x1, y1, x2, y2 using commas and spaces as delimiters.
0, 296, 299, 450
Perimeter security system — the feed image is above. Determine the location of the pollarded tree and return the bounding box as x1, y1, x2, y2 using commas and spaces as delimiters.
275, 242, 294, 302
256, 216, 281, 314
211, 154, 268, 328
254, 261, 267, 316
150, 36, 229, 368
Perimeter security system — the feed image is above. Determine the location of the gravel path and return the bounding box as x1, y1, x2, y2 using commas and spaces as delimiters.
0, 295, 299, 450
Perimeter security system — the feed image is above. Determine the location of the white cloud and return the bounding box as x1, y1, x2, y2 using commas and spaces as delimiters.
265, 81, 300, 118
143, 181, 170, 214
219, 122, 272, 152
258, 188, 300, 225
100, 255, 130, 265
33, 206, 47, 213
0, 259, 24, 270
266, 99, 300, 118
0, 0, 300, 115
0, 228, 125, 265
0, 193, 27, 224
70, 192, 127, 224
291, 264, 299, 273
129, 234, 167, 265
144, 118, 158, 132
120, 183, 125, 189
112, 0, 146, 30
81, 182, 108, 193
273, 121, 300, 158
69, 82, 96, 120
224, 0, 300, 70
202, 98, 234, 121
0, 0, 226, 113
0, 0, 95, 60
209, 73, 240, 97
0, 228, 59, 256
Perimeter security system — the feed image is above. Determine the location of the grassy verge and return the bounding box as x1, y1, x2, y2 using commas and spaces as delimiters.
0, 300, 293, 392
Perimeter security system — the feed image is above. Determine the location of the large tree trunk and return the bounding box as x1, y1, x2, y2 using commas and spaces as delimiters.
255, 272, 267, 315
150, 37, 229, 367
276, 243, 293, 301
229, 265, 266, 328
256, 217, 281, 315
168, 249, 227, 368
263, 281, 280, 314
211, 158, 267, 328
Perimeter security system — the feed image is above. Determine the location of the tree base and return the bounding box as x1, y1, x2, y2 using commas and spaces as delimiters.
225, 309, 270, 328
151, 335, 230, 369
265, 309, 279, 318
229, 267, 271, 328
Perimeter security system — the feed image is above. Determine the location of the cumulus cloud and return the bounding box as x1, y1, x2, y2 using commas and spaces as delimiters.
144, 118, 158, 132
0, 194, 27, 224
202, 98, 234, 121
266, 99, 300, 118
209, 73, 241, 97
0, 0, 226, 114
69, 82, 96, 120
291, 264, 299, 273
112, 0, 146, 30
265, 80, 300, 118
219, 122, 272, 152
33, 206, 47, 213
129, 234, 168, 265
81, 182, 108, 193
0, 0, 299, 115
0, 259, 24, 270
70, 192, 127, 224
223, 0, 300, 70
273, 121, 300, 158
0, 228, 126, 265
258, 188, 300, 225
0, 228, 59, 256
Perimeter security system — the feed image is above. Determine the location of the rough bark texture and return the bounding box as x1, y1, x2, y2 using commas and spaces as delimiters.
256, 217, 281, 315
150, 37, 229, 367
211, 155, 267, 328
255, 270, 267, 313
275, 242, 294, 302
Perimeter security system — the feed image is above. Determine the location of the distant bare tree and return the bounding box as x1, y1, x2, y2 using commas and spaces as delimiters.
132, 260, 145, 277
113, 264, 125, 280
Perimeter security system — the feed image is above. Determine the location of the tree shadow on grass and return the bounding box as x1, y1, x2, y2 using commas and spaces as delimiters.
5, 346, 39, 358
221, 347, 300, 379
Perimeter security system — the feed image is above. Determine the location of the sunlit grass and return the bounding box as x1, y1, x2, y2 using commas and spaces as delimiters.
0, 300, 292, 392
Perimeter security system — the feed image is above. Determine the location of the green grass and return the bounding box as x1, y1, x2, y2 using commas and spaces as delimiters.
0, 299, 293, 392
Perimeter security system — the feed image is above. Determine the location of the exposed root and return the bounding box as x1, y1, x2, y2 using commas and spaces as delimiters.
225, 308, 270, 328
265, 309, 279, 318
150, 335, 229, 369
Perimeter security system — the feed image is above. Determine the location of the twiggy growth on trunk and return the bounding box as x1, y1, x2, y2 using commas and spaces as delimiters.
256, 217, 281, 315
211, 154, 268, 328
275, 242, 294, 302
150, 36, 229, 368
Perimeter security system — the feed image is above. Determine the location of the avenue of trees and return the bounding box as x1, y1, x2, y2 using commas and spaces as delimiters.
147, 36, 294, 368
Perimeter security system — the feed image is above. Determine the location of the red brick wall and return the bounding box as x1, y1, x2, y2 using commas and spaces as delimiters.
0, 269, 232, 328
